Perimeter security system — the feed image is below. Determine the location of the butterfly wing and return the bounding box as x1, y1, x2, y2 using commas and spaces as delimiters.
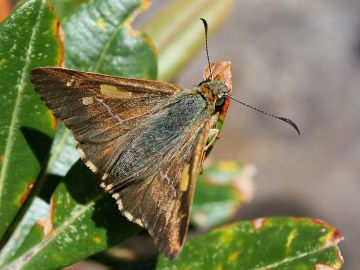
111, 121, 210, 258
30, 67, 212, 258
30, 67, 182, 178
101, 90, 212, 258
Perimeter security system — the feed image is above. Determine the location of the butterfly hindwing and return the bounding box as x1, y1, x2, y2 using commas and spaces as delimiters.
111, 121, 210, 258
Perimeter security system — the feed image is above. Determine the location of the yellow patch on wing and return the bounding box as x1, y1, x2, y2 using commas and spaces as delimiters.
100, 84, 133, 99
180, 164, 190, 191
82, 96, 94, 105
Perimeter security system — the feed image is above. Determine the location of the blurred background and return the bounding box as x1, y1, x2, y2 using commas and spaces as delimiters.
141, 0, 360, 268
2, 0, 359, 268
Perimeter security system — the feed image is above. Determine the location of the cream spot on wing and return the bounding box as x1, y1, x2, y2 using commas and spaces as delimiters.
66, 76, 75, 87
117, 199, 123, 210
82, 96, 94, 105
100, 182, 106, 189
105, 183, 114, 191
112, 193, 120, 200
85, 160, 98, 173
102, 173, 109, 180
134, 219, 144, 227
180, 164, 190, 191
100, 84, 133, 99
124, 211, 133, 221
77, 148, 86, 159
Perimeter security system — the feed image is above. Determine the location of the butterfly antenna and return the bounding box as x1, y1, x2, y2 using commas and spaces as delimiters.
200, 18, 213, 80
228, 95, 300, 135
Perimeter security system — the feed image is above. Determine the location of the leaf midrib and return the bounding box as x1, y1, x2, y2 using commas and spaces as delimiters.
4, 194, 103, 270
93, 17, 123, 72
0, 0, 46, 214
252, 243, 340, 269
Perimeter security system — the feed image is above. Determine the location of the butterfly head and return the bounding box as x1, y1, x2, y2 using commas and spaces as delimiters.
200, 80, 229, 107
199, 60, 232, 111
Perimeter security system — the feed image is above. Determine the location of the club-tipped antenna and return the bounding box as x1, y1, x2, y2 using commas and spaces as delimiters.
200, 18, 213, 80
228, 95, 300, 135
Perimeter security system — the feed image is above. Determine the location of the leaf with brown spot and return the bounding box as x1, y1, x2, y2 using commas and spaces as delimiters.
0, 0, 62, 242
2, 162, 141, 270
157, 217, 344, 270
18, 182, 35, 205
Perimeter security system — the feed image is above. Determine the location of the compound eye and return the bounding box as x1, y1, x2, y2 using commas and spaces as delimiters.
215, 97, 225, 107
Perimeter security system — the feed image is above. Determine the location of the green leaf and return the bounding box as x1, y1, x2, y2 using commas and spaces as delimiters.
4, 162, 141, 270
0, 197, 49, 267
2, 0, 157, 268
50, 0, 87, 18
144, 0, 234, 81
62, 0, 157, 78
157, 217, 344, 270
191, 162, 255, 229
46, 122, 79, 177
0, 0, 62, 241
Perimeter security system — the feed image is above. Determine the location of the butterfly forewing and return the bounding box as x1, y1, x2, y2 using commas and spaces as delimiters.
30, 67, 181, 177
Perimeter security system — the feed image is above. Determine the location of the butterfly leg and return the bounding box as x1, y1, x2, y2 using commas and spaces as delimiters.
205, 128, 220, 151
194, 122, 211, 175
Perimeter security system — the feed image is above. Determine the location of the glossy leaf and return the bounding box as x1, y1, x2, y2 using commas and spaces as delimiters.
0, 0, 62, 241
0, 197, 49, 267
62, 0, 157, 78
46, 122, 79, 177
3, 162, 141, 270
144, 0, 234, 81
157, 217, 344, 270
50, 0, 87, 18
1, 0, 157, 268
191, 162, 255, 229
